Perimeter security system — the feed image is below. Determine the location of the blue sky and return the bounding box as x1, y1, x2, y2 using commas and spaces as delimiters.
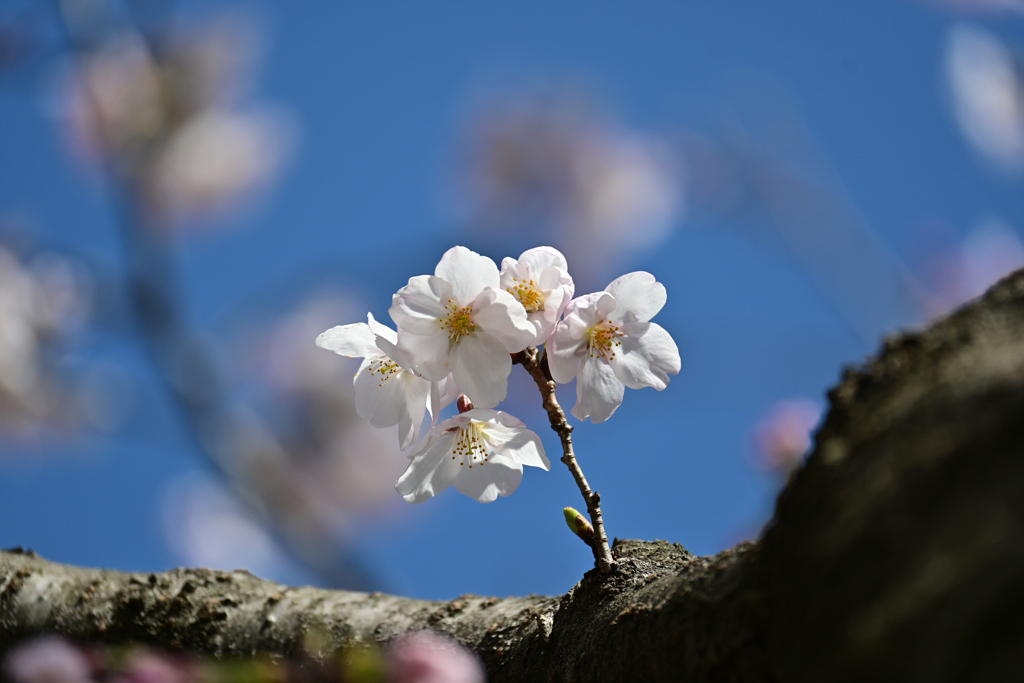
3, 0, 1024, 601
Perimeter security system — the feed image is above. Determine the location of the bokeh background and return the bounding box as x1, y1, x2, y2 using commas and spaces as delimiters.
3, 0, 1024, 601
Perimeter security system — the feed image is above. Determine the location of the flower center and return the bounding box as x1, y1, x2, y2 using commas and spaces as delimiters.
506, 277, 545, 313
367, 357, 401, 387
440, 300, 476, 343
587, 320, 623, 361
450, 422, 492, 468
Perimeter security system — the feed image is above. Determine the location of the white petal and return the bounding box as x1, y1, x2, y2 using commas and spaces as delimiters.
396, 327, 452, 381
315, 323, 378, 358
390, 275, 452, 335
437, 373, 460, 409
450, 332, 511, 409
482, 420, 550, 470
428, 381, 440, 425
453, 459, 523, 503
375, 333, 411, 370
547, 319, 588, 384
571, 354, 626, 423
499, 256, 527, 286
547, 292, 613, 383
365, 312, 398, 345
397, 372, 431, 450
472, 288, 535, 352
611, 322, 681, 391
515, 246, 568, 275
366, 376, 401, 428
434, 246, 499, 305
353, 358, 393, 422
539, 264, 574, 317
460, 408, 502, 422
605, 271, 667, 323
573, 291, 619, 328
395, 428, 461, 504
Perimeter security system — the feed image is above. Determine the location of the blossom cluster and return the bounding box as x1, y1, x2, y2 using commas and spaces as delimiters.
317, 246, 680, 504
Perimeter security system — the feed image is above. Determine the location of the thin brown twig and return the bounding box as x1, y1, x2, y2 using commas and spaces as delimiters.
514, 346, 614, 573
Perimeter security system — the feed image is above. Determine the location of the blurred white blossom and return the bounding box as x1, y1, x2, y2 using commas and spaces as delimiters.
947, 25, 1024, 170
923, 0, 1024, 12
144, 107, 289, 222
228, 293, 412, 544
459, 92, 684, 282
65, 32, 163, 162
61, 18, 292, 227
0, 245, 93, 438
161, 473, 283, 575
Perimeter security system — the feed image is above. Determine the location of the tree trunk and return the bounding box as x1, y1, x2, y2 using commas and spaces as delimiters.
6, 269, 1024, 682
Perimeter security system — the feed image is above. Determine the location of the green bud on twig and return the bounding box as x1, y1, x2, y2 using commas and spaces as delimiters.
563, 507, 595, 547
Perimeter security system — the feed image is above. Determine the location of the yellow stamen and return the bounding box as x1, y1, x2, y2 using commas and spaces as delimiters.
438, 300, 477, 343
451, 422, 492, 467
587, 320, 623, 361
506, 276, 545, 313
367, 357, 401, 387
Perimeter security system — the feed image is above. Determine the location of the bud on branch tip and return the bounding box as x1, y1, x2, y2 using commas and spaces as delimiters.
563, 507, 596, 547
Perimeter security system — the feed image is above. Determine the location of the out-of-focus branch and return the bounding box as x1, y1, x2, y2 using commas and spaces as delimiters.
51, 3, 373, 590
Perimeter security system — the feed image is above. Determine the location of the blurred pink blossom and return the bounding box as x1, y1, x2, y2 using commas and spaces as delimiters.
110, 650, 193, 683
752, 398, 822, 474
387, 631, 485, 683
915, 218, 1024, 315
3, 637, 94, 683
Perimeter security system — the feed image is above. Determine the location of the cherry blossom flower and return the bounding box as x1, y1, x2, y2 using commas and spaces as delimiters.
390, 246, 535, 409
395, 408, 549, 503
387, 630, 485, 683
316, 313, 437, 450
499, 246, 575, 345
548, 271, 680, 423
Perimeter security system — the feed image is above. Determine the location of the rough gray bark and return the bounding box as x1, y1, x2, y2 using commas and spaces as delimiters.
6, 268, 1024, 681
